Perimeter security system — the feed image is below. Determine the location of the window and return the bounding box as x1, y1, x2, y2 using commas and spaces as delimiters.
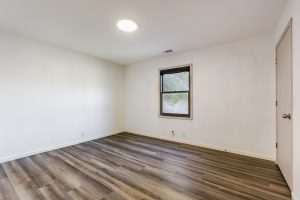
160, 65, 192, 118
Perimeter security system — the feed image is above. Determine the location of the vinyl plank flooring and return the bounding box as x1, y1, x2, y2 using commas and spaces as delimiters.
39, 182, 73, 200
0, 166, 7, 180
17, 158, 53, 188
0, 132, 291, 200
0, 178, 19, 200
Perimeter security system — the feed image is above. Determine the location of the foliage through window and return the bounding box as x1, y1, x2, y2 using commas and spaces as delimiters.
160, 65, 191, 118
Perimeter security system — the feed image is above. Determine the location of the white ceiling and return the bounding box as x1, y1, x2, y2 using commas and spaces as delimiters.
0, 0, 287, 65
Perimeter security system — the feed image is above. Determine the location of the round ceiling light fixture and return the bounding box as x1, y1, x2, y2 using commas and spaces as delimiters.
117, 19, 138, 32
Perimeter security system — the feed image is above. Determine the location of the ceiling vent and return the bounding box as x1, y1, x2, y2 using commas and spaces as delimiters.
164, 49, 174, 53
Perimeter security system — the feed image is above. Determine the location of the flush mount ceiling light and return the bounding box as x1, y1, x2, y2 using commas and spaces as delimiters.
117, 19, 138, 32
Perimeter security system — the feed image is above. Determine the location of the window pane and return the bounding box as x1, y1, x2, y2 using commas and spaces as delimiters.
162, 93, 189, 114
163, 72, 189, 92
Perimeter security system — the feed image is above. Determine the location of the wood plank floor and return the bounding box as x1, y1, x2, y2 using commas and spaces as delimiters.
0, 132, 291, 200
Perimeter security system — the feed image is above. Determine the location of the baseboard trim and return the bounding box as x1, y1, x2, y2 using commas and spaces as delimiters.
1, 129, 275, 164
293, 192, 299, 200
0, 130, 123, 164
126, 130, 275, 161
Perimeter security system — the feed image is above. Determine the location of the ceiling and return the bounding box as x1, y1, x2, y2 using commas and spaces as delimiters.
0, 0, 287, 65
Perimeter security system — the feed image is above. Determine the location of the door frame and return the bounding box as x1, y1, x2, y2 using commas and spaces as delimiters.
275, 18, 293, 189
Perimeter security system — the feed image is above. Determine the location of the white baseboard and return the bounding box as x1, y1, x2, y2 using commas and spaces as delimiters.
1, 129, 275, 164
293, 192, 299, 200
126, 130, 275, 161
0, 130, 123, 164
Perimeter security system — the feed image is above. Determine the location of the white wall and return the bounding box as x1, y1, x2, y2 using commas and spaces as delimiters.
0, 30, 124, 163
275, 0, 300, 199
124, 35, 276, 160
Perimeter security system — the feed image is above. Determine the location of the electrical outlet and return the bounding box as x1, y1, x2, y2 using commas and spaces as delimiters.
172, 131, 175, 136
81, 131, 85, 137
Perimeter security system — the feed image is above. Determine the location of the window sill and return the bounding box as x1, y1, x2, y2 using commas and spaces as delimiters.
159, 115, 193, 120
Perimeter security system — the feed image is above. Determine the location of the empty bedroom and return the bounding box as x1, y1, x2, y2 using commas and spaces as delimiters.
0, 0, 299, 199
